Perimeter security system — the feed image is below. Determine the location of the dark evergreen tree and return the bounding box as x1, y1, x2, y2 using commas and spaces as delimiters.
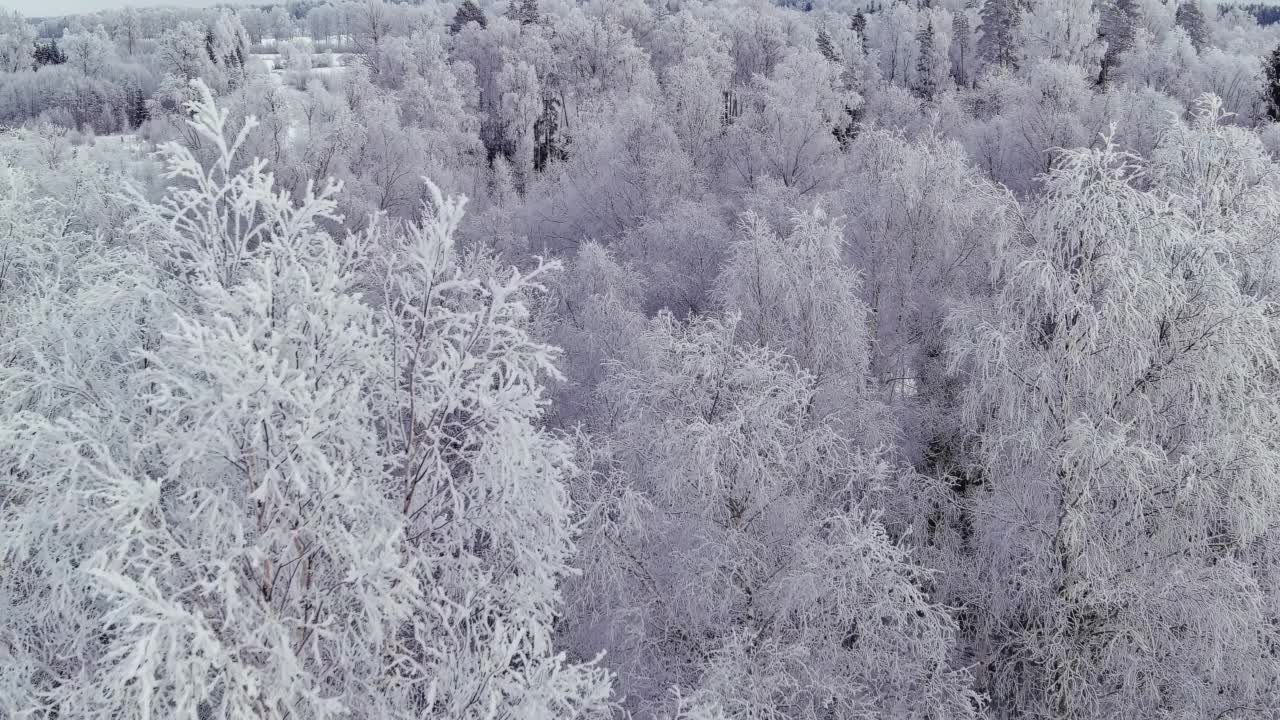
33, 39, 66, 68
449, 0, 487, 35
850, 8, 867, 35
506, 0, 539, 26
816, 28, 840, 64
832, 104, 860, 150
1175, 1, 1209, 53
851, 10, 868, 55
1098, 0, 1139, 86
914, 19, 938, 101
204, 28, 217, 65
533, 92, 566, 172
1229, 3, 1280, 26
126, 87, 150, 129
952, 4, 972, 87
979, 0, 1027, 69
1264, 44, 1280, 121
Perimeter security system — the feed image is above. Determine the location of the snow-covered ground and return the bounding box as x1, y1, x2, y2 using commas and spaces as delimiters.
250, 51, 351, 88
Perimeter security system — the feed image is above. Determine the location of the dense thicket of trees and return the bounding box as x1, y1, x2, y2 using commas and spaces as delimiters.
5, 1, 1280, 718
1228, 3, 1280, 27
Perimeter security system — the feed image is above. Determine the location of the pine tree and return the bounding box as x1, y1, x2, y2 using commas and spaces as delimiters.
851, 9, 868, 55
32, 39, 66, 67
126, 87, 149, 128
1265, 44, 1280, 121
851, 8, 867, 34
980, 0, 1028, 68
449, 0, 487, 34
203, 27, 216, 64
816, 27, 840, 64
533, 90, 566, 171
1175, 1, 1209, 53
1098, 0, 1139, 86
914, 19, 938, 100
951, 7, 970, 83
506, 0, 539, 26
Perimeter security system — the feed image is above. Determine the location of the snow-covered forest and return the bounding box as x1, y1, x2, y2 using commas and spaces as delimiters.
5, 0, 1280, 717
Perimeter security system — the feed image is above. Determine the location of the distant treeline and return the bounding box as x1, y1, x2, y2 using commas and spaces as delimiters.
1223, 3, 1280, 25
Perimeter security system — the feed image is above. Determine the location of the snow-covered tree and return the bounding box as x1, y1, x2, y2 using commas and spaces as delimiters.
7, 5, 1280, 719
506, 0, 541, 27
1099, 0, 1141, 86
0, 10, 36, 73
951, 1, 981, 88
1174, 1, 1208, 53
979, 0, 1029, 69
913, 17, 950, 101
0, 81, 611, 719
566, 312, 983, 720
866, 1, 920, 87
718, 2, 788, 87
0, 136, 166, 719
154, 21, 218, 85
716, 207, 873, 428
450, 0, 487, 35
663, 48, 734, 170
841, 127, 1009, 460
208, 10, 251, 87
727, 48, 856, 193
962, 59, 1099, 193
278, 37, 313, 74
1150, 95, 1280, 297
60, 25, 115, 78
1265, 43, 1280, 122
268, 5, 293, 44
949, 129, 1280, 719
111, 7, 142, 55
1018, 0, 1103, 72
497, 58, 543, 185
1115, 26, 1199, 97
539, 241, 647, 425
618, 199, 731, 317
365, 180, 613, 720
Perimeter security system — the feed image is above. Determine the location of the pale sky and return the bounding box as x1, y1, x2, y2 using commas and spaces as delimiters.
6, 0, 255, 19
